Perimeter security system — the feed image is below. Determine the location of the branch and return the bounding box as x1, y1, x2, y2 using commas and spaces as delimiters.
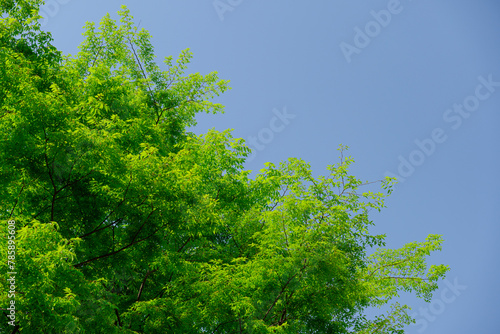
211, 319, 238, 334
115, 309, 122, 327
177, 236, 191, 253
263, 260, 307, 322
9, 180, 25, 219
89, 41, 104, 73
42, 128, 57, 221
381, 276, 428, 282
364, 255, 418, 279
137, 269, 157, 301
130, 209, 157, 244
10, 325, 20, 334
74, 210, 157, 268
79, 173, 133, 239
126, 37, 161, 123
281, 212, 291, 256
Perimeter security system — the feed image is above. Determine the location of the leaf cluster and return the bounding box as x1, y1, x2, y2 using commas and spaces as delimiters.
0, 4, 448, 333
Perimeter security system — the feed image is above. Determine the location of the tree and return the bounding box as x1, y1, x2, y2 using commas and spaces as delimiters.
0, 2, 449, 333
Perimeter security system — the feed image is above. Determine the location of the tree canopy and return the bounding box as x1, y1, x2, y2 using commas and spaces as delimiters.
0, 1, 449, 333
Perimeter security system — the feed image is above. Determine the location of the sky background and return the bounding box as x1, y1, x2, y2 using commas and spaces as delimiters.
38, 1, 499, 332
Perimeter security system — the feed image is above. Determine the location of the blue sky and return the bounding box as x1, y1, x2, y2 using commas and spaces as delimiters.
39, 0, 499, 332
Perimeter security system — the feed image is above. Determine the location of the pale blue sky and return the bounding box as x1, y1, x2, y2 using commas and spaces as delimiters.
39, 0, 499, 332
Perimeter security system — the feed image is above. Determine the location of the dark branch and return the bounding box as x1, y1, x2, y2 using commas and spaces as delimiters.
137, 269, 157, 301
74, 211, 158, 268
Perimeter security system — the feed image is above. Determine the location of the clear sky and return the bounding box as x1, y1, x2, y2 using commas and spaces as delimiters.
39, 0, 499, 332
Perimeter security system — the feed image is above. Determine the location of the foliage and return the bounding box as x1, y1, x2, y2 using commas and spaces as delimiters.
0, 1, 449, 333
